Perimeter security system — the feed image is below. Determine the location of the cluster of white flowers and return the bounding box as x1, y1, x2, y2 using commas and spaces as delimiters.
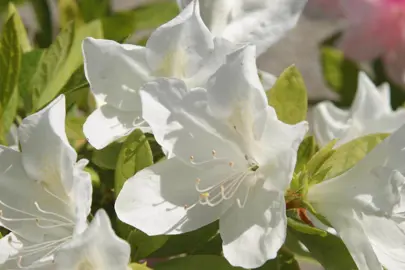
2, 0, 405, 269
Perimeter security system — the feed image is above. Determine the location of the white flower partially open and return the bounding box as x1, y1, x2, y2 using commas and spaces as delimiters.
0, 95, 92, 269
312, 72, 405, 147
177, 0, 308, 56
308, 124, 405, 270
82, 0, 236, 150
53, 209, 130, 270
115, 45, 308, 268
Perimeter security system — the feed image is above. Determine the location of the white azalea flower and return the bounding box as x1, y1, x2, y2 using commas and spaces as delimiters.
115, 45, 308, 268
82, 0, 235, 150
0, 95, 92, 269
177, 0, 308, 56
307, 124, 405, 270
53, 209, 130, 270
312, 72, 405, 147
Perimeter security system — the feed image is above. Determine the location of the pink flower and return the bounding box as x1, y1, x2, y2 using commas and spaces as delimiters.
339, 0, 405, 84
305, 0, 343, 19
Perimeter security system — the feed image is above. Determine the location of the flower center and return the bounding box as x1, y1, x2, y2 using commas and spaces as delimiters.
185, 150, 260, 209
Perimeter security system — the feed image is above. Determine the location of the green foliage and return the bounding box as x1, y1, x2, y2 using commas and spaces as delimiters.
30, 21, 103, 111
290, 229, 357, 270
267, 65, 308, 124
92, 142, 122, 170
78, 0, 111, 22
256, 248, 300, 270
321, 47, 359, 107
31, 0, 53, 48
287, 217, 327, 237
294, 136, 317, 173
154, 255, 243, 270
127, 230, 169, 261
319, 133, 388, 179
0, 10, 21, 143
6, 3, 31, 52
129, 263, 152, 270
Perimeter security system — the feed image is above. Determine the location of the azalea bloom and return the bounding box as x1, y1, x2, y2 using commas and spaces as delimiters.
82, 1, 237, 150
115, 46, 308, 268
53, 209, 130, 270
307, 124, 405, 270
176, 0, 308, 56
338, 0, 405, 84
311, 72, 405, 147
0, 95, 130, 270
304, 0, 343, 18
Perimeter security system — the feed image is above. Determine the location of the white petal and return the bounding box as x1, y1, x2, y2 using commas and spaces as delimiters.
6, 124, 19, 151
259, 69, 277, 90
222, 0, 307, 55
83, 105, 149, 150
206, 45, 267, 121
0, 233, 20, 264
18, 95, 77, 199
82, 38, 150, 111
146, 0, 215, 80
362, 110, 405, 136
139, 78, 244, 164
220, 188, 286, 268
0, 146, 73, 243
115, 158, 234, 235
54, 209, 130, 270
311, 101, 350, 146
71, 159, 92, 234
351, 72, 391, 120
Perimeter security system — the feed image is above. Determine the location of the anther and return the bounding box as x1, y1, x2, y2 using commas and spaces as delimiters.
196, 178, 201, 184
184, 204, 188, 210
229, 161, 234, 167
189, 156, 194, 161
200, 192, 209, 199
212, 150, 216, 156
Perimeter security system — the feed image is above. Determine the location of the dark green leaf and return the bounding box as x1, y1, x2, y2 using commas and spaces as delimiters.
127, 230, 169, 261
78, 0, 110, 22
290, 229, 356, 270
31, 0, 52, 48
59, 0, 83, 28
267, 65, 308, 125
154, 255, 243, 270
255, 247, 300, 270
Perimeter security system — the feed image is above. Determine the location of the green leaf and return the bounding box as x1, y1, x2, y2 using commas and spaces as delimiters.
154, 255, 242, 270
256, 247, 300, 270
66, 115, 86, 141
102, 2, 178, 42
78, 0, 110, 22
319, 133, 388, 179
115, 129, 153, 197
321, 47, 359, 107
129, 263, 152, 270
18, 49, 43, 112
6, 3, 31, 52
306, 140, 336, 178
92, 142, 122, 170
0, 12, 21, 142
30, 20, 103, 111
0, 0, 26, 13
267, 65, 308, 125
59, 0, 83, 28
31, 0, 52, 48
294, 136, 317, 173
290, 229, 356, 270
115, 129, 153, 238
287, 217, 327, 237
151, 222, 219, 258
127, 230, 169, 261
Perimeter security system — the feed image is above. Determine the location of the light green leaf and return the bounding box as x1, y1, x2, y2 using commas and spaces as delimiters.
321, 47, 359, 107
127, 230, 169, 261
287, 217, 327, 237
319, 133, 388, 179
306, 140, 336, 179
102, 2, 178, 42
59, 0, 83, 28
0, 0, 26, 13
267, 65, 308, 125
83, 166, 100, 188
295, 136, 317, 173
92, 142, 122, 170
31, 0, 52, 48
0, 12, 21, 142
30, 20, 103, 111
6, 3, 31, 52
115, 129, 153, 238
154, 255, 242, 270
115, 129, 153, 196
290, 229, 356, 270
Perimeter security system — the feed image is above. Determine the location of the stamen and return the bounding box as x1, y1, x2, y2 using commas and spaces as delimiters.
34, 202, 74, 223
229, 162, 234, 167
42, 185, 70, 206
211, 150, 216, 157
